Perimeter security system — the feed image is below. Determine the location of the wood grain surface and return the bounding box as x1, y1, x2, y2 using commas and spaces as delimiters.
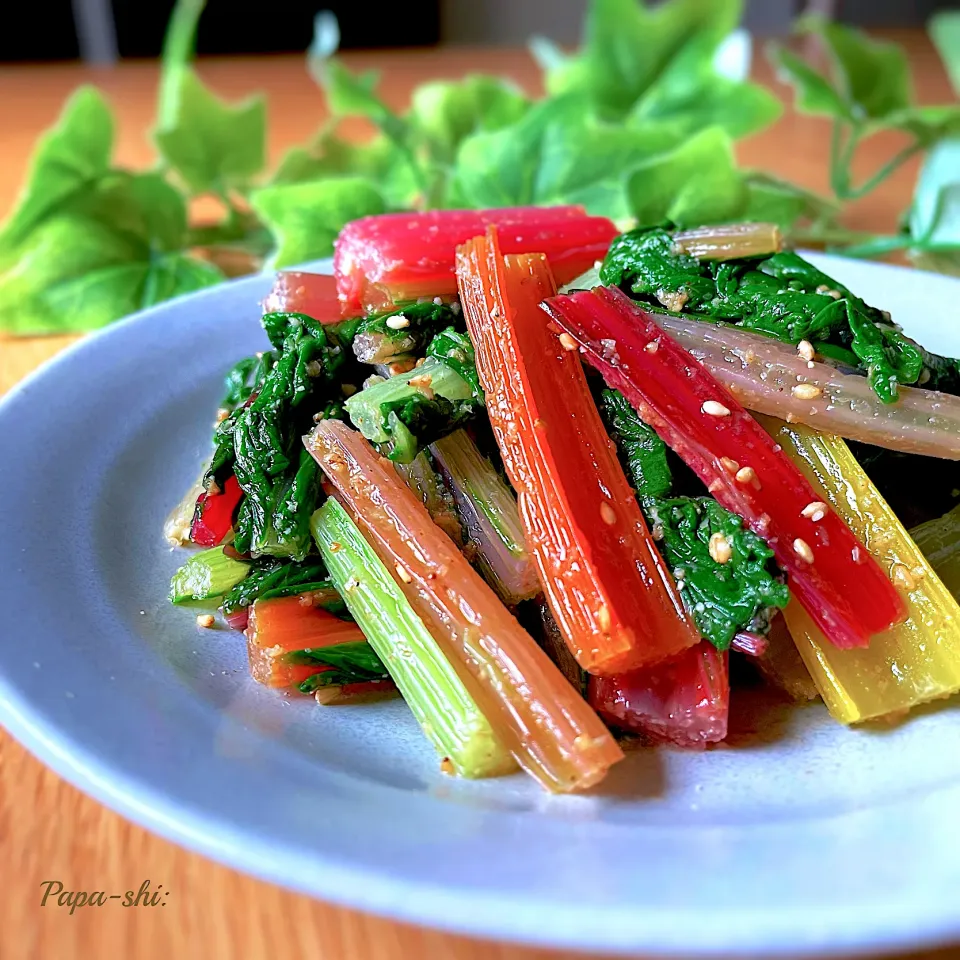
1, 34, 958, 960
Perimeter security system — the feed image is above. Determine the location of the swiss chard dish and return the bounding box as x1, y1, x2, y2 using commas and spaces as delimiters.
167, 206, 960, 792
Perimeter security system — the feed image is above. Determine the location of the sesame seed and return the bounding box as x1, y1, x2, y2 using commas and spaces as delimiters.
344, 577, 360, 592
440, 757, 455, 775
708, 478, 724, 493
600, 503, 616, 525
816, 285, 842, 299
744, 349, 757, 364
385, 314, 409, 330
735, 466, 758, 485
793, 538, 815, 564
558, 332, 579, 351
306, 360, 323, 377
388, 359, 416, 376
797, 340, 815, 362
329, 541, 341, 552
312, 411, 326, 422
395, 563, 413, 583
720, 457, 740, 474
215, 408, 230, 422
196, 614, 215, 628
340, 383, 358, 398
597, 604, 612, 632
801, 501, 828, 522
708, 532, 732, 564
702, 400, 731, 417
506, 421, 519, 438
792, 383, 822, 400
892, 564, 916, 592
644, 340, 659, 353
533, 417, 546, 430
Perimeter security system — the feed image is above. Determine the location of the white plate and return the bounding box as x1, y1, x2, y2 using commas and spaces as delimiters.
0, 254, 959, 958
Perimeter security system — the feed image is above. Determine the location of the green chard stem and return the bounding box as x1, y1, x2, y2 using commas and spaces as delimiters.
311, 498, 514, 778
169, 547, 250, 604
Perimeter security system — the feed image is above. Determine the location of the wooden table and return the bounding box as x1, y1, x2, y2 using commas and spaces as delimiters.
1, 34, 957, 960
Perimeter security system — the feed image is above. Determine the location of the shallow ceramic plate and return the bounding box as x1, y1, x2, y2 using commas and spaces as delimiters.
2, 255, 960, 959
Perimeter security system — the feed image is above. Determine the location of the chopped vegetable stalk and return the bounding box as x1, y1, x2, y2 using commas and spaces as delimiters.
649, 311, 960, 460
671, 222, 782, 261
457, 231, 698, 674
245, 596, 367, 689
430, 430, 540, 605
600, 389, 789, 651
334, 206, 618, 315
911, 506, 960, 599
261, 271, 344, 324
344, 328, 484, 463
221, 557, 345, 618
761, 416, 960, 723
589, 644, 730, 748
312, 498, 515, 778
395, 452, 463, 545
305, 419, 623, 793
600, 227, 928, 403
190, 474, 243, 546
543, 286, 906, 649
757, 615, 820, 702
347, 300, 462, 365
169, 547, 251, 604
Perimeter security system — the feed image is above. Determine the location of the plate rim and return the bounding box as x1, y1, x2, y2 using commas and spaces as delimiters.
3, 256, 960, 959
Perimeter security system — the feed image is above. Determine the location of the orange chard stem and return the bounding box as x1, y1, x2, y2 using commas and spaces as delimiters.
455, 229, 699, 675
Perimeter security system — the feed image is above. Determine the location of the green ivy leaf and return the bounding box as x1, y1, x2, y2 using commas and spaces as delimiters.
269, 133, 419, 208
408, 75, 529, 164
249, 177, 386, 266
883, 104, 960, 147
930, 10, 960, 98
315, 59, 409, 146
631, 75, 782, 139
768, 44, 852, 121
626, 126, 745, 227
909, 138, 960, 249
741, 171, 837, 228
154, 68, 266, 195
0, 86, 113, 251
0, 172, 222, 334
454, 96, 682, 218
803, 18, 911, 121
543, 0, 743, 119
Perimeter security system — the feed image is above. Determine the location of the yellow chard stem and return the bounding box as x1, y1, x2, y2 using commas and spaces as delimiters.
758, 415, 960, 724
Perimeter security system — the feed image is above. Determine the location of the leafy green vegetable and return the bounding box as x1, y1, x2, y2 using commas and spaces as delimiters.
292, 641, 391, 692
344, 333, 483, 464
249, 178, 386, 267
343, 300, 462, 365
601, 389, 788, 650
155, 69, 266, 196
221, 557, 345, 616
600, 226, 925, 402
227, 314, 353, 558
169, 547, 251, 604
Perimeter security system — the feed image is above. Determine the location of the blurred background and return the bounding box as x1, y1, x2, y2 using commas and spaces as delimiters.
5, 0, 957, 63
